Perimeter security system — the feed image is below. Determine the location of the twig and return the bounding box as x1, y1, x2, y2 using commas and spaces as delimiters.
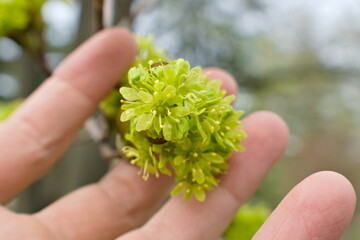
18, 30, 52, 77
117, 0, 135, 28
95, 0, 105, 31
33, 43, 52, 77
132, 0, 159, 18
85, 117, 125, 161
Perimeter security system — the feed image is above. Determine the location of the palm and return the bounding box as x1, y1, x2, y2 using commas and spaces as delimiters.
0, 29, 355, 240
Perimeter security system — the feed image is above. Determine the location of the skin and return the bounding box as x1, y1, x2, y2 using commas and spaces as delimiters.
0, 28, 356, 240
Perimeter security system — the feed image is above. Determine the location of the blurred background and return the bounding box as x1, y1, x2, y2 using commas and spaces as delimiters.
0, 0, 360, 239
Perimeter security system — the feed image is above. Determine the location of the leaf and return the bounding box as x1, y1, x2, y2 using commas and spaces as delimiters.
120, 87, 140, 101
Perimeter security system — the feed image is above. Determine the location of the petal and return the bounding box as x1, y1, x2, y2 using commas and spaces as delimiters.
193, 186, 206, 202
138, 91, 153, 103
119, 87, 140, 101
135, 113, 154, 132
120, 109, 134, 122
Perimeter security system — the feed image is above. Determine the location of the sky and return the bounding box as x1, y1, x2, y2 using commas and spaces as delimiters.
1, 0, 360, 98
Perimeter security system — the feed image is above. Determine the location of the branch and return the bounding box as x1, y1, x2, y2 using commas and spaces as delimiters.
24, 30, 52, 77
117, 0, 135, 28
132, 0, 159, 18
95, 0, 105, 31
85, 117, 124, 161
33, 39, 52, 77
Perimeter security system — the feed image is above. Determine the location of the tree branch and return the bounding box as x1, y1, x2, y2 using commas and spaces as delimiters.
24, 30, 52, 77
116, 0, 134, 28
95, 0, 105, 31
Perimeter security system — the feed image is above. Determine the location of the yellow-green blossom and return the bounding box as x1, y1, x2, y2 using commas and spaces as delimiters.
120, 58, 246, 202
100, 36, 169, 131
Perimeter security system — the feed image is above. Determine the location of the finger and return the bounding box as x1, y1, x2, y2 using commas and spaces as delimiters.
34, 161, 173, 240
204, 68, 238, 96
0, 207, 54, 239
0, 28, 137, 203
253, 171, 356, 240
118, 111, 289, 240
32, 69, 240, 240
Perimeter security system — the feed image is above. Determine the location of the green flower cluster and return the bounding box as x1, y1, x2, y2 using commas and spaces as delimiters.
0, 0, 45, 37
120, 58, 246, 201
100, 36, 168, 131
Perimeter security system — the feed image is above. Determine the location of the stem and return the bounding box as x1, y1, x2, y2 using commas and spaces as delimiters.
33, 45, 52, 77
23, 30, 52, 77
85, 117, 124, 161
116, 0, 135, 28
95, 0, 105, 31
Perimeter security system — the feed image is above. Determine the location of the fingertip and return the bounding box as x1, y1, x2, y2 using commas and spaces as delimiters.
53, 27, 137, 101
255, 171, 356, 240
56, 27, 137, 76
101, 27, 138, 56
204, 68, 238, 96
297, 171, 356, 217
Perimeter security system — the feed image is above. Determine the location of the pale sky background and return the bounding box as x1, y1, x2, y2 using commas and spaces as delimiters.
1, 0, 360, 98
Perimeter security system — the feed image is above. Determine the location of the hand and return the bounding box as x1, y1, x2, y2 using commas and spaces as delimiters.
0, 28, 355, 240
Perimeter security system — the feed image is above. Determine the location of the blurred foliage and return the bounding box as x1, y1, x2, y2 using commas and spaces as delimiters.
223, 203, 271, 240
0, 0, 45, 34
0, 99, 22, 121
0, 0, 45, 44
